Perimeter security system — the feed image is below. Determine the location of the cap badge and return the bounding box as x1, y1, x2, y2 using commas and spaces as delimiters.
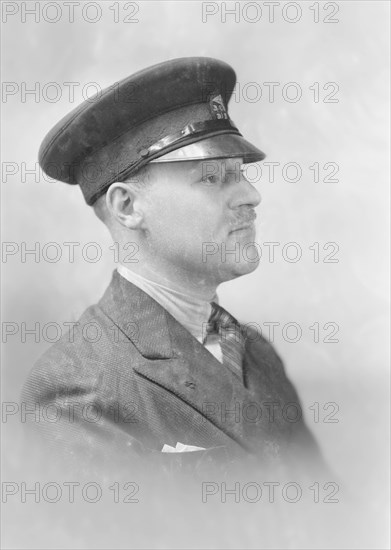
209, 94, 228, 120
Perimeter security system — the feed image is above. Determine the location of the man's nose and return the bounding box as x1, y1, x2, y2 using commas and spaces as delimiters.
228, 173, 262, 209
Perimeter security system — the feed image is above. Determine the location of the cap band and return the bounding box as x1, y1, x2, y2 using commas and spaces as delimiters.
140, 119, 240, 160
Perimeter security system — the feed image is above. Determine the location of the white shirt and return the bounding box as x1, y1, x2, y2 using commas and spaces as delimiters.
117, 265, 223, 362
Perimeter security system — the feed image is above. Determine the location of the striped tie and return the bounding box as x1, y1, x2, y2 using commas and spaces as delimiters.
205, 302, 246, 381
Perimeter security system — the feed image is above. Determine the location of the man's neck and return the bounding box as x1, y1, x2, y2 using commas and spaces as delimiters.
119, 262, 218, 302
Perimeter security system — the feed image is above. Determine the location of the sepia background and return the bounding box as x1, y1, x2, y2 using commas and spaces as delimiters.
1, 1, 389, 548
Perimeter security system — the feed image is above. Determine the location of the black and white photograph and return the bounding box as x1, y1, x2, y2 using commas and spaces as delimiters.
1, 1, 389, 548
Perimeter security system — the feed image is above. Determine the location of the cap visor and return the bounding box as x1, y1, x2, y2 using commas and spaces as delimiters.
149, 134, 266, 164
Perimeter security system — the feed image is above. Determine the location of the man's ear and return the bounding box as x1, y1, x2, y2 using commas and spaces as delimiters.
105, 182, 144, 229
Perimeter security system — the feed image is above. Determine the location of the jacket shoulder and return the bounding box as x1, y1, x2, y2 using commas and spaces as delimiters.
21, 302, 135, 405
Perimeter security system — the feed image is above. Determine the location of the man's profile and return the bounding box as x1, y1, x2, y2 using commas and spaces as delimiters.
22, 57, 324, 475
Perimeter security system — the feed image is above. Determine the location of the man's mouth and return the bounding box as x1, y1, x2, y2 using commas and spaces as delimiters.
230, 223, 255, 233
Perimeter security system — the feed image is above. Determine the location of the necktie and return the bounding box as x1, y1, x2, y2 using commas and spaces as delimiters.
204, 302, 246, 380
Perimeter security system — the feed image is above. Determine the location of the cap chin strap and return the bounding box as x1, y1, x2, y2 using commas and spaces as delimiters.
138, 118, 240, 161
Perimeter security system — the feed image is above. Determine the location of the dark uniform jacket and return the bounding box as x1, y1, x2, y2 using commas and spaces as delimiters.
22, 271, 323, 475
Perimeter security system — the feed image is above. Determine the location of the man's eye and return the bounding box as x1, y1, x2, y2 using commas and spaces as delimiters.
202, 175, 218, 184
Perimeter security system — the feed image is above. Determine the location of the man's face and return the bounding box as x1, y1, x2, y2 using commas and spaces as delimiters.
138, 157, 262, 287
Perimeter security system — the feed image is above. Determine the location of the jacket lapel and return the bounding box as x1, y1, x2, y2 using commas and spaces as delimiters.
99, 271, 253, 451
135, 314, 254, 450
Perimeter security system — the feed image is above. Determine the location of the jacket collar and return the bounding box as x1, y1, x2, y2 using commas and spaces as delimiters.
98, 270, 173, 359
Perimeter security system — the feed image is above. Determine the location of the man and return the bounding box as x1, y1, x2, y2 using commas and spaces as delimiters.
22, 57, 323, 475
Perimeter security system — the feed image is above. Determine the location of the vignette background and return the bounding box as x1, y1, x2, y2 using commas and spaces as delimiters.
1, 1, 389, 548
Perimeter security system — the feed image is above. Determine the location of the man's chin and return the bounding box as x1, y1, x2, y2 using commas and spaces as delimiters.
218, 257, 260, 282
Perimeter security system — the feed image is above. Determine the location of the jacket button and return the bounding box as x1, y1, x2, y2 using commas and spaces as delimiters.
184, 381, 196, 389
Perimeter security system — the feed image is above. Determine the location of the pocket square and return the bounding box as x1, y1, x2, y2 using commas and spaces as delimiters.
161, 441, 206, 453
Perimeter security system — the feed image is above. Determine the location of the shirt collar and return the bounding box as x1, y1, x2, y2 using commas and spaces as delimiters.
117, 265, 218, 341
